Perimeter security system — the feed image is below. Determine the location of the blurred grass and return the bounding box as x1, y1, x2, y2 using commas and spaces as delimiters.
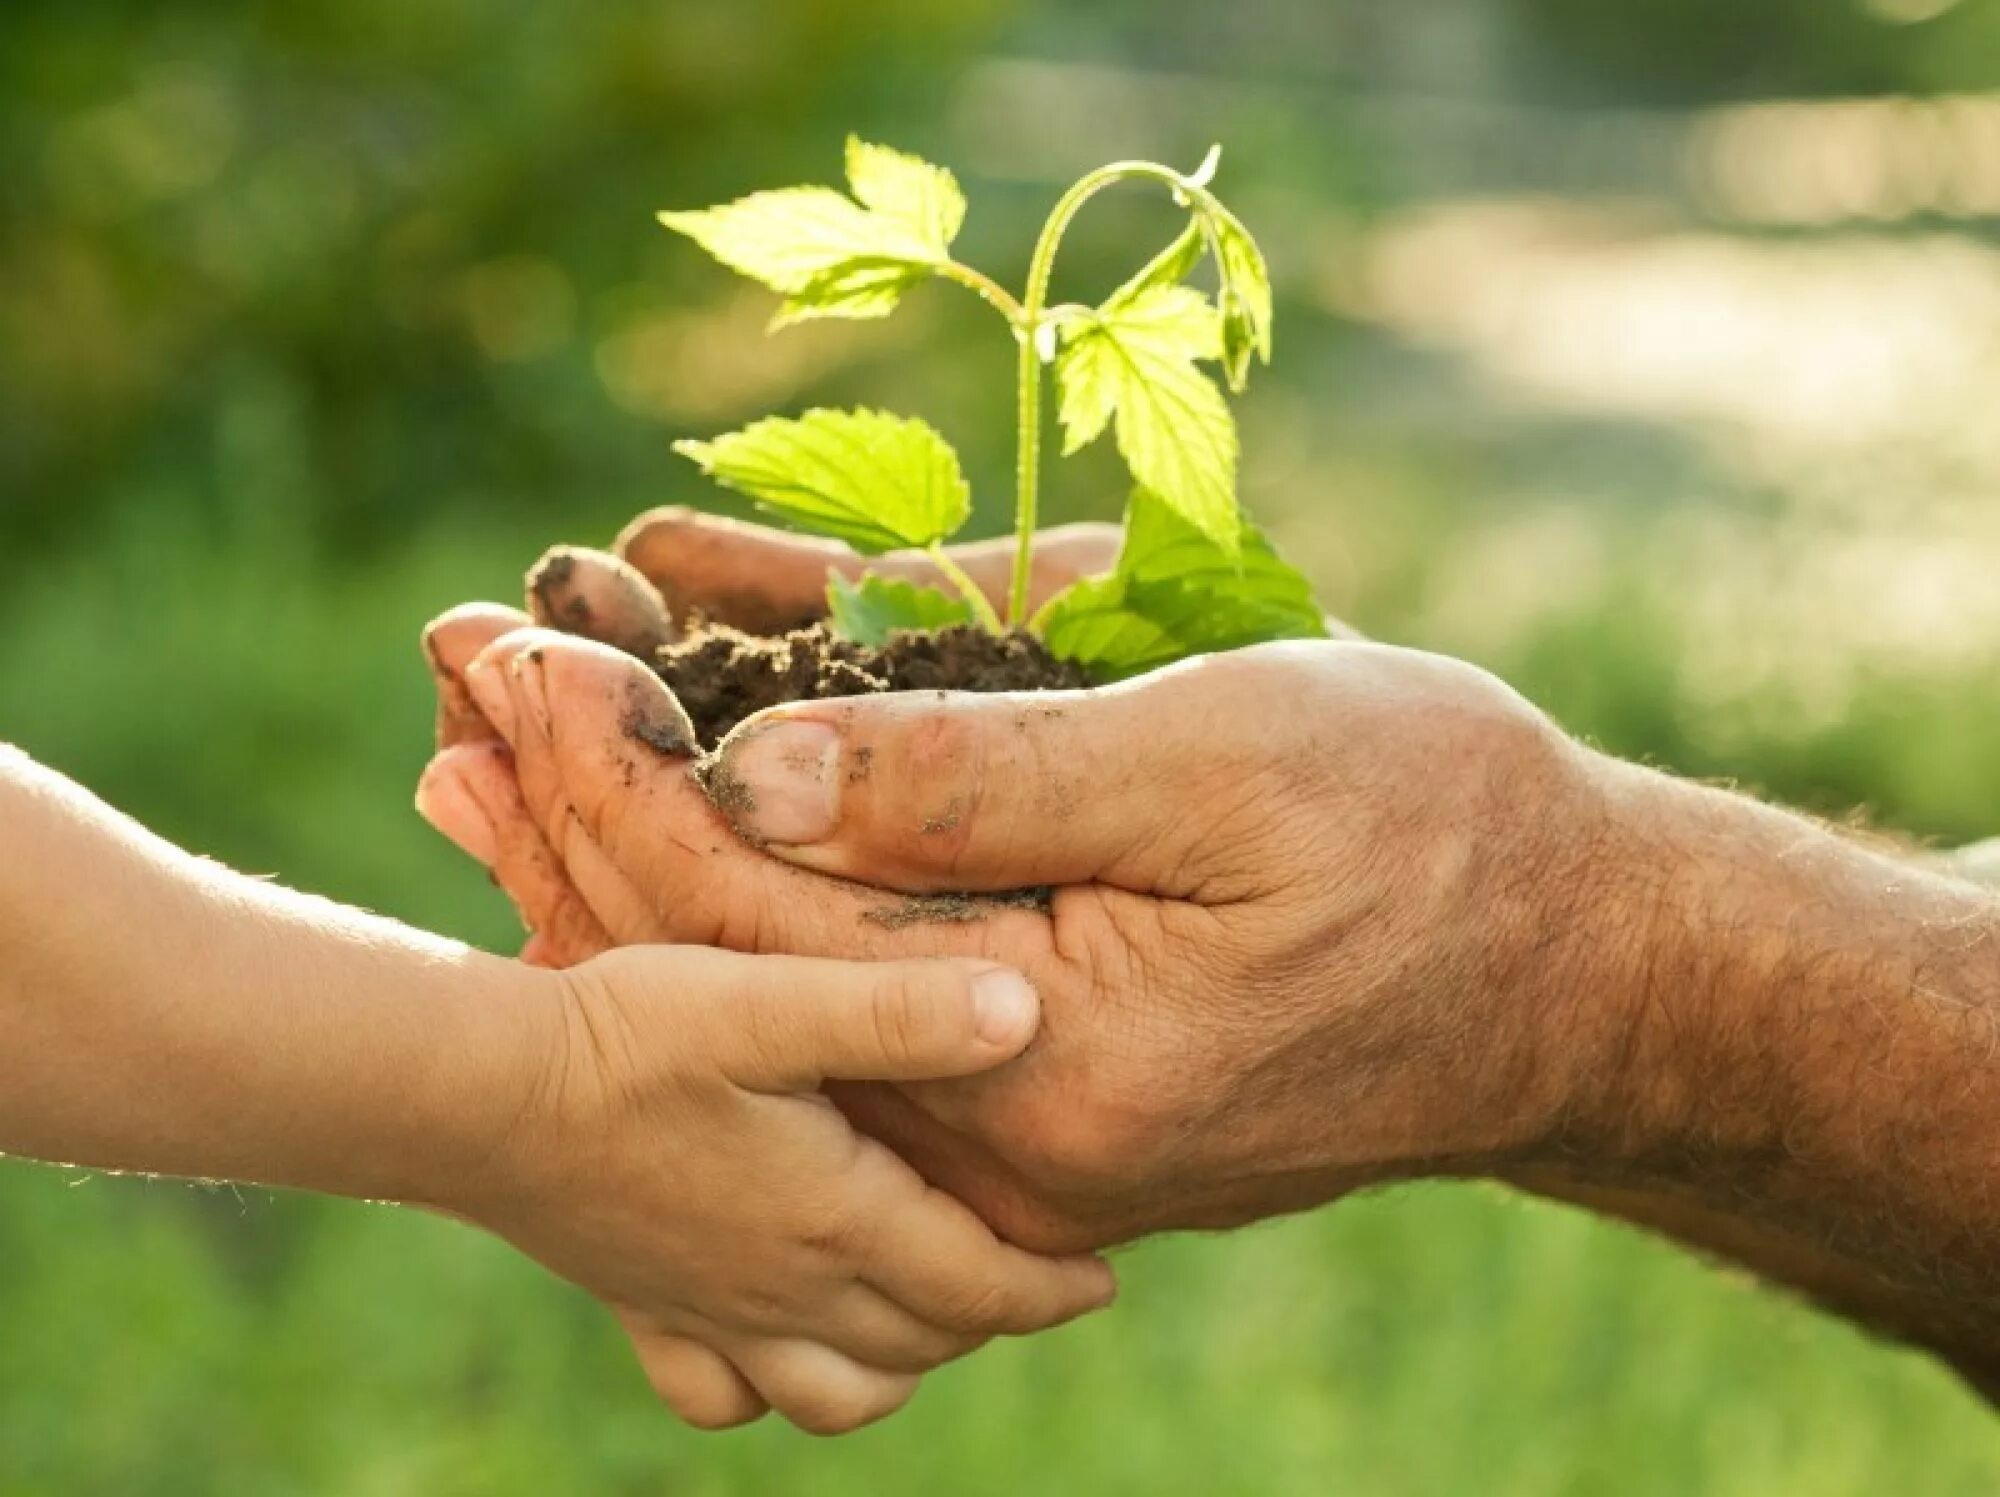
4, 460, 1997, 1495
5, 0, 2000, 1489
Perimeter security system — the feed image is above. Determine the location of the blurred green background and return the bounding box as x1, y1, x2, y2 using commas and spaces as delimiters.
5, 0, 2000, 1491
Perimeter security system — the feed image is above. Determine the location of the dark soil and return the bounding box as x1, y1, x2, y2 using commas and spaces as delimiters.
861, 887, 1055, 929
524, 553, 1093, 926
645, 621, 1091, 749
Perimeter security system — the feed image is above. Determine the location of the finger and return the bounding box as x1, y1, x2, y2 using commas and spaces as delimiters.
625, 1327, 769, 1430
423, 603, 532, 748
917, 524, 1123, 617
698, 657, 1232, 895
416, 741, 613, 964
805, 1284, 983, 1374
683, 946, 1041, 1089
615, 507, 1120, 630
720, 1337, 920, 1437
466, 629, 1053, 963
865, 1169, 1118, 1336
826, 1081, 1091, 1253
526, 545, 677, 660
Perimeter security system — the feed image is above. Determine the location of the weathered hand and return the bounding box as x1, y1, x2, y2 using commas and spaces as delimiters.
420, 512, 2000, 1399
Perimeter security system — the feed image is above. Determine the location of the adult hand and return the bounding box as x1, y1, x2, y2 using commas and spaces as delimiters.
420, 510, 2000, 1398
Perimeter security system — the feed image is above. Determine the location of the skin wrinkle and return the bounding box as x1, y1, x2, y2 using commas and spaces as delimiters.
1513, 762, 2000, 1386
425, 556, 2000, 1395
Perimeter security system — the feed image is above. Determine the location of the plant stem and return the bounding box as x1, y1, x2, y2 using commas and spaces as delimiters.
1009, 317, 1044, 629
936, 261, 1025, 324
1007, 160, 1209, 626
927, 543, 1004, 634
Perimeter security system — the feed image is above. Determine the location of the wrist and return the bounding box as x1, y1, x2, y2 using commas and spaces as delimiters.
347, 950, 565, 1213
1426, 730, 1663, 1171
1529, 759, 2000, 1190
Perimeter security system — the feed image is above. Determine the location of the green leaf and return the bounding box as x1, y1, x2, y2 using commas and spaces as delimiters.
1031, 573, 1181, 680
844, 137, 965, 253
771, 259, 930, 327
1106, 219, 1207, 310
659, 141, 963, 327
1053, 286, 1238, 552
1204, 202, 1273, 391
675, 408, 971, 555
1036, 489, 1327, 680
826, 573, 973, 646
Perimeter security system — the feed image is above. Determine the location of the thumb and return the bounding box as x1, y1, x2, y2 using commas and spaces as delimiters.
700, 660, 1223, 894
689, 950, 1044, 1092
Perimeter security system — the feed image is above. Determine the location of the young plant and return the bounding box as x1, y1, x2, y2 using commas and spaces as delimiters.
660, 137, 1328, 679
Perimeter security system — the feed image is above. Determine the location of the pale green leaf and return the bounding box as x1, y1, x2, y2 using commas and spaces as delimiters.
658, 190, 936, 290
826, 572, 973, 646
1219, 292, 1258, 392
1205, 201, 1273, 388
659, 144, 963, 326
772, 261, 928, 327
1036, 489, 1327, 680
1112, 358, 1237, 552
675, 408, 970, 555
1052, 285, 1237, 551
1106, 219, 1207, 311
844, 137, 965, 253
1052, 318, 1119, 453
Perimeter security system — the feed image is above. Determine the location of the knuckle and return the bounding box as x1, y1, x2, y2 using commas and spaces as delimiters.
896, 713, 986, 814
869, 968, 952, 1068
735, 1283, 798, 1325
878, 712, 995, 876
796, 1203, 868, 1261
931, 1278, 1024, 1334
738, 996, 799, 1079
903, 711, 979, 779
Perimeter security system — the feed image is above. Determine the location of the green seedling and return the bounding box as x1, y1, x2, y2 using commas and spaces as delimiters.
660, 137, 1327, 679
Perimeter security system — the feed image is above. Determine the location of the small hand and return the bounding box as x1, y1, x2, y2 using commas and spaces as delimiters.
454, 942, 1114, 1434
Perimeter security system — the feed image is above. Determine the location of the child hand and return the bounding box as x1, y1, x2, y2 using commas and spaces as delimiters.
445, 944, 1116, 1434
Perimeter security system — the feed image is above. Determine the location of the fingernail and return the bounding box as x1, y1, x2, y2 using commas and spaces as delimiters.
416, 761, 500, 866
717, 718, 841, 844
510, 652, 555, 741
971, 969, 1039, 1048
464, 658, 516, 740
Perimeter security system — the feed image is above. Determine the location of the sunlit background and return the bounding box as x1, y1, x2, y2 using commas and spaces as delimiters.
5, 1, 2000, 1491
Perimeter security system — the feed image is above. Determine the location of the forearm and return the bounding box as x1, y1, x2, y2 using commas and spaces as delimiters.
1515, 756, 2000, 1386
0, 745, 548, 1205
